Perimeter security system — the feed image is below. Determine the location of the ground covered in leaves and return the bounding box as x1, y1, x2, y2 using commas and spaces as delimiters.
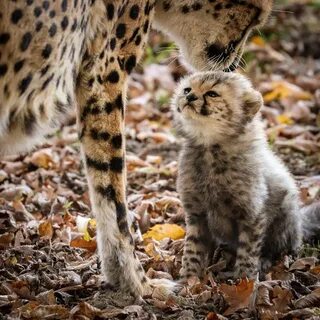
1, 1, 320, 319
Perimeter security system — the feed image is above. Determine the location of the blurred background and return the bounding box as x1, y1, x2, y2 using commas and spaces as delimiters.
0, 0, 319, 318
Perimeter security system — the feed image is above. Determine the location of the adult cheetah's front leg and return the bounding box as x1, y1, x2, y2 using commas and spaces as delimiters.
76, 0, 155, 298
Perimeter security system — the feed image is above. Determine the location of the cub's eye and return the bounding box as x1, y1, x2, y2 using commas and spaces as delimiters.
206, 90, 219, 97
183, 87, 191, 95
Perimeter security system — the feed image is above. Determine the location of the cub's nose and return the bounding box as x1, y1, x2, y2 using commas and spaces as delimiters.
186, 93, 198, 102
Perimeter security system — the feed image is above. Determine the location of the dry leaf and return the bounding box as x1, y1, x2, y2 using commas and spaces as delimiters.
70, 237, 97, 252
293, 288, 320, 309
263, 81, 312, 103
143, 223, 185, 243
220, 279, 255, 315
289, 257, 318, 271
29, 148, 57, 169
38, 220, 53, 239
251, 35, 266, 47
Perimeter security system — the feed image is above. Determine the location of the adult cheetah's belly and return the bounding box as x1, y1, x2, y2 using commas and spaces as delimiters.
0, 1, 87, 155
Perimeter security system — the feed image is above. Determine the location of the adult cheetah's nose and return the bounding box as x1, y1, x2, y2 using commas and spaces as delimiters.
186, 93, 198, 102
206, 43, 225, 61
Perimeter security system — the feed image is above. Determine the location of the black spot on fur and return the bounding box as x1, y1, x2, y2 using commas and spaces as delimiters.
71, 18, 77, 31
86, 156, 110, 171
61, 0, 68, 12
106, 3, 114, 20
40, 65, 50, 77
24, 109, 36, 135
110, 38, 116, 50
111, 135, 122, 149
34, 7, 42, 17
110, 157, 123, 172
0, 64, 8, 77
35, 21, 43, 32
192, 2, 202, 10
116, 23, 126, 38
96, 184, 116, 201
41, 73, 54, 90
129, 5, 139, 19
163, 1, 171, 11
90, 128, 110, 141
14, 60, 24, 73
11, 9, 23, 24
106, 70, 119, 83
0, 33, 10, 45
43, 1, 50, 10
181, 5, 189, 13
19, 73, 33, 95
49, 23, 57, 37
42, 44, 52, 59
61, 16, 69, 30
143, 20, 149, 33
125, 55, 136, 74
20, 32, 32, 51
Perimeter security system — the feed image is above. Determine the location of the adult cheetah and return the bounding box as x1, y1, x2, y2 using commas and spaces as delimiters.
0, 0, 273, 299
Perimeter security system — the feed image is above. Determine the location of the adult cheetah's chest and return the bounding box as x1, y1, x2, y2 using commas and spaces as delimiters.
0, 1, 89, 153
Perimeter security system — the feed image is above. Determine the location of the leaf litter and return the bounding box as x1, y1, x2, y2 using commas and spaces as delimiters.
1, 2, 320, 319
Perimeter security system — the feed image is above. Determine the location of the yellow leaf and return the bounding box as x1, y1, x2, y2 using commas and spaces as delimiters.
142, 223, 185, 243
251, 35, 266, 47
276, 114, 294, 125
30, 149, 55, 169
144, 242, 161, 259
263, 81, 312, 103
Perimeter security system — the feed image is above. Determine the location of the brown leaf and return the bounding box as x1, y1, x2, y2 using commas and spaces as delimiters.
38, 220, 54, 239
19, 302, 69, 319
29, 148, 57, 169
0, 232, 14, 248
220, 279, 255, 315
289, 257, 318, 271
293, 287, 320, 309
70, 237, 97, 252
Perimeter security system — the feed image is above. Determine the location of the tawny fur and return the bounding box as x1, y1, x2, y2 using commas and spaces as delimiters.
174, 71, 319, 280
0, 0, 272, 298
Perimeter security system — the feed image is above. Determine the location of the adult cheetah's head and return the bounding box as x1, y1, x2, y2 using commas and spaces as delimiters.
154, 0, 273, 71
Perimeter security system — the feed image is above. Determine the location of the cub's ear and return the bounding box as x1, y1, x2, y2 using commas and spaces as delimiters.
242, 89, 263, 119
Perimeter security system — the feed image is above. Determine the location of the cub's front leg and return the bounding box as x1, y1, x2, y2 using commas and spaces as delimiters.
233, 214, 266, 279
180, 196, 210, 281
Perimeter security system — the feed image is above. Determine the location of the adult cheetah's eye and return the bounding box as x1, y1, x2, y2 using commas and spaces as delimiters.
206, 90, 219, 98
183, 87, 191, 95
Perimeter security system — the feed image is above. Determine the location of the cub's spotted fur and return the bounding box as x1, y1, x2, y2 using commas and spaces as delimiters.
0, 0, 272, 299
174, 72, 320, 280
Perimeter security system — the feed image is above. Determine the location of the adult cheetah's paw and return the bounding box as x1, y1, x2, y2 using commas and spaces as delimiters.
144, 278, 181, 300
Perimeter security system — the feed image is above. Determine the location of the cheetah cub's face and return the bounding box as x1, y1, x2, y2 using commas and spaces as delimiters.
173, 72, 263, 141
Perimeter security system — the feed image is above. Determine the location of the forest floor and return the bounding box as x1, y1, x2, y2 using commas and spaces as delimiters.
1, 1, 320, 319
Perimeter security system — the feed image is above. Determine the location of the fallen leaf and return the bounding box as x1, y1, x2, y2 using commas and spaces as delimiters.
29, 148, 57, 169
276, 114, 294, 125
70, 237, 97, 252
293, 288, 320, 309
142, 223, 185, 243
38, 220, 53, 239
251, 35, 266, 47
220, 279, 255, 315
263, 81, 312, 103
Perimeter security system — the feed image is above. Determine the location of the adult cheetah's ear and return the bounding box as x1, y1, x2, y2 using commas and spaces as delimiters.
242, 89, 263, 119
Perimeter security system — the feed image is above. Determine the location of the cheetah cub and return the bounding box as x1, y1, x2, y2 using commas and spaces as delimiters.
173, 71, 319, 281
